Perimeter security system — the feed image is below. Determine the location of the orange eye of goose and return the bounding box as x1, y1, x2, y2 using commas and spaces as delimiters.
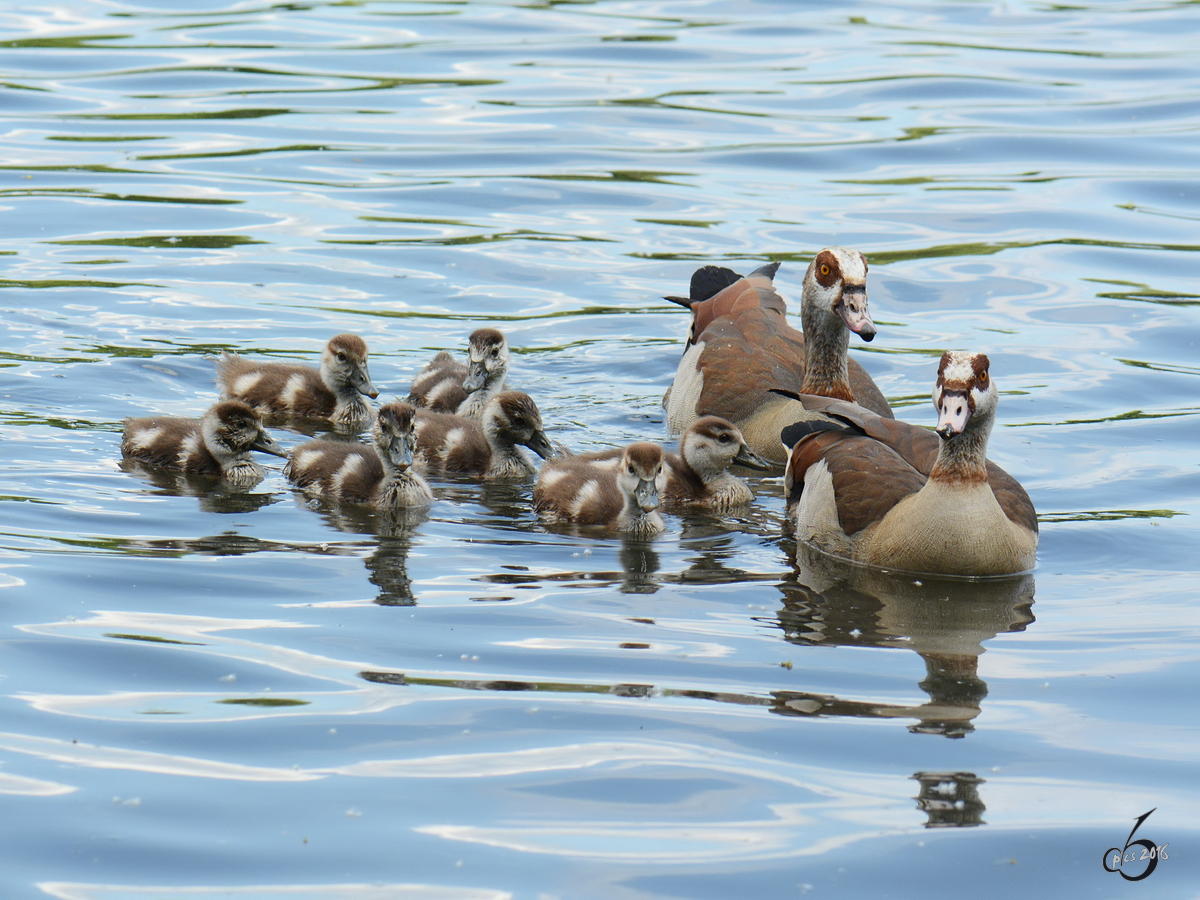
819, 264, 830, 277
978, 371, 988, 385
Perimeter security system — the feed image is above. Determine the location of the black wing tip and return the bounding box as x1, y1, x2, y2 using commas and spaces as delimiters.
749, 261, 781, 280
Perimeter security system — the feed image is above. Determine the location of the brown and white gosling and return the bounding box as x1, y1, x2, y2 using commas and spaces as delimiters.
414, 390, 553, 479
121, 400, 286, 484
567, 417, 770, 507
284, 401, 433, 507
534, 442, 668, 535
408, 327, 509, 420
782, 351, 1038, 577
216, 333, 379, 427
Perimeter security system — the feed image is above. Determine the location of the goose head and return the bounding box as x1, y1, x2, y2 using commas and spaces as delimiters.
462, 328, 509, 394
374, 401, 419, 472
933, 351, 997, 440
681, 416, 770, 481
322, 333, 379, 399
484, 390, 554, 459
618, 442, 666, 513
202, 400, 286, 461
802, 247, 875, 342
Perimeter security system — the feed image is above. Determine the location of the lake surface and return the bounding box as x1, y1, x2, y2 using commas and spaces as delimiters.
2, 0, 1198, 897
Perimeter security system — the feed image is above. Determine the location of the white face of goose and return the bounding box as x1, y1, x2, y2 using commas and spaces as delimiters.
463, 329, 509, 393
323, 334, 379, 399
933, 351, 997, 437
804, 247, 875, 341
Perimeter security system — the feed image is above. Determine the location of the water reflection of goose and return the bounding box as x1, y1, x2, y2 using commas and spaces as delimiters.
773, 543, 1035, 738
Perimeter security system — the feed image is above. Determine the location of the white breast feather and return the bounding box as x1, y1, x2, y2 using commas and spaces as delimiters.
665, 340, 706, 436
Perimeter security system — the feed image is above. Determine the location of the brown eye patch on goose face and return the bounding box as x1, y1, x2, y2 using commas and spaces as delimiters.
813, 250, 841, 289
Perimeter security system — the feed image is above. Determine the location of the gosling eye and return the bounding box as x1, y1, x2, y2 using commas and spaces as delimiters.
627, 465, 635, 475
336, 351, 347, 363
717, 433, 731, 443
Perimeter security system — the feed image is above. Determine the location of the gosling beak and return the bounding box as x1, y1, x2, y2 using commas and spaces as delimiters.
835, 285, 876, 342
388, 437, 414, 472
461, 360, 486, 394
634, 478, 660, 513
733, 442, 772, 471
251, 431, 287, 458
523, 429, 555, 460
355, 365, 380, 399
935, 390, 972, 438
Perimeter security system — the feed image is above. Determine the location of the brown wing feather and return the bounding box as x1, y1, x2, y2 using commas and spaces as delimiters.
791, 432, 926, 536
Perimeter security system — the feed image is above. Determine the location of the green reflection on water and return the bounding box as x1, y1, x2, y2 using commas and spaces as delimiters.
105, 632, 205, 646
49, 235, 264, 249
1039, 509, 1185, 523
218, 698, 310, 707
1086, 278, 1200, 306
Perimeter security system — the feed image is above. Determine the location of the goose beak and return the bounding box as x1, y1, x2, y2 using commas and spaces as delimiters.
836, 286, 875, 341
733, 442, 772, 471
634, 478, 661, 513
355, 365, 380, 399
251, 431, 287, 458
936, 390, 972, 437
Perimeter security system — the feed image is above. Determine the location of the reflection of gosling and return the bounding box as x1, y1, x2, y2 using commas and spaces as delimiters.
569, 416, 769, 508
414, 390, 553, 479
217, 333, 379, 427
121, 400, 286, 484
534, 442, 667, 535
284, 402, 433, 507
408, 328, 508, 420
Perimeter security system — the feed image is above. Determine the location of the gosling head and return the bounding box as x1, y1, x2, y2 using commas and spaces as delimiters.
202, 400, 286, 460
462, 328, 509, 394
486, 390, 553, 459
322, 333, 379, 399
373, 401, 418, 472
619, 442, 666, 513
681, 416, 770, 480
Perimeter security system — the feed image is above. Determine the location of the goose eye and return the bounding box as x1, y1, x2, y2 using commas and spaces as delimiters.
820, 264, 830, 277
978, 371, 988, 385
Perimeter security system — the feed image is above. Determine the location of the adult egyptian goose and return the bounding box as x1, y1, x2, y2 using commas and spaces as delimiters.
782, 351, 1038, 576
284, 401, 433, 507
121, 400, 286, 483
216, 333, 379, 427
663, 249, 892, 465
534, 442, 667, 534
408, 328, 509, 420
414, 390, 553, 479
567, 416, 770, 507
